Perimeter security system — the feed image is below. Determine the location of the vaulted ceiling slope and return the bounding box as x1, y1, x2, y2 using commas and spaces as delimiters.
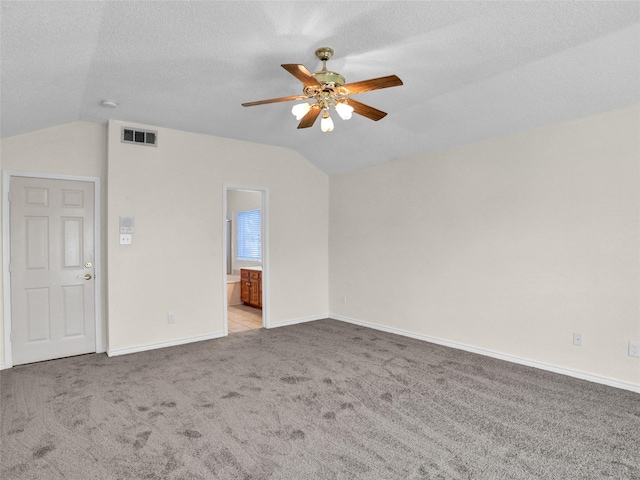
1, 1, 638, 174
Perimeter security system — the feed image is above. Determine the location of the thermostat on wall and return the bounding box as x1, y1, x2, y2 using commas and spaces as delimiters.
119, 216, 135, 234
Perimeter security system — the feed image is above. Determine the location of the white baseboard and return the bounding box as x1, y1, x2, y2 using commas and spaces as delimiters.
107, 332, 226, 357
330, 314, 640, 394
267, 314, 326, 329
0, 363, 7, 371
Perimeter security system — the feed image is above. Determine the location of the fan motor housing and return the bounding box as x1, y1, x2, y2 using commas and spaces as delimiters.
313, 70, 345, 87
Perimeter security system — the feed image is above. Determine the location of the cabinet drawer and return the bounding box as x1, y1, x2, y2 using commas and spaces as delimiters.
249, 271, 261, 280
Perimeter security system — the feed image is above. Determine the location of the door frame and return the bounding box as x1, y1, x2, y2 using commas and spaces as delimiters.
222, 184, 269, 334
2, 171, 104, 369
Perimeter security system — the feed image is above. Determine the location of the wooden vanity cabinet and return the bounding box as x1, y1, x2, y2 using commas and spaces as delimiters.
240, 269, 262, 309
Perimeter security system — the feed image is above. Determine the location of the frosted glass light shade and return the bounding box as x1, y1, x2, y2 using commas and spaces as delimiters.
291, 102, 311, 120
320, 114, 334, 132
335, 102, 354, 120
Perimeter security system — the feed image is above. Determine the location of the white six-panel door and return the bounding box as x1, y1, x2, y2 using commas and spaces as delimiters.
10, 177, 96, 365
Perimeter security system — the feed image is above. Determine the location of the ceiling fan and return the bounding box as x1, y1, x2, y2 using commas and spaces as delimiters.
242, 47, 403, 132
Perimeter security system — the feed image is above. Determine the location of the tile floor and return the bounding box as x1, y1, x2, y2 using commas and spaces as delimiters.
228, 304, 263, 333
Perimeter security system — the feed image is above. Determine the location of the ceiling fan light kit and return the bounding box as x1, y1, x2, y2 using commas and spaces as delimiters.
242, 47, 403, 132
334, 102, 354, 120
291, 102, 311, 120
320, 110, 334, 133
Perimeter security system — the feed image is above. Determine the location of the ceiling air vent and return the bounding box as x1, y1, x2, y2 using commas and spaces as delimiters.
121, 127, 157, 147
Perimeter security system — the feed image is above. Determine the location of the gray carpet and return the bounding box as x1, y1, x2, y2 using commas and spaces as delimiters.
1, 319, 639, 479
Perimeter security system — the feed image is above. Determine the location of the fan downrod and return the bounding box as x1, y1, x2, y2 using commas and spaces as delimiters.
312, 47, 345, 87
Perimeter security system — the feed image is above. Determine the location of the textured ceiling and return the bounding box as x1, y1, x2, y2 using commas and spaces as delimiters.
1, 1, 639, 175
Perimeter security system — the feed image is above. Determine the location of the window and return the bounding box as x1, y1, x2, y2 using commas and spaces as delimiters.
237, 209, 261, 261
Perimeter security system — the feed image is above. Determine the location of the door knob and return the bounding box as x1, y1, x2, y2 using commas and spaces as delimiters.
78, 274, 92, 280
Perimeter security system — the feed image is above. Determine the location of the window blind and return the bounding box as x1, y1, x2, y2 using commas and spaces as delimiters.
237, 209, 261, 261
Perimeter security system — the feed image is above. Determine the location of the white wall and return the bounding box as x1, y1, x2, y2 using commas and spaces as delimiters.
0, 150, 3, 365
329, 105, 640, 388
107, 121, 329, 354
0, 122, 108, 366
2, 107, 637, 391
227, 189, 262, 274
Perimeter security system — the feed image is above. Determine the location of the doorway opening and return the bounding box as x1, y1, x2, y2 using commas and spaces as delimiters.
223, 186, 268, 334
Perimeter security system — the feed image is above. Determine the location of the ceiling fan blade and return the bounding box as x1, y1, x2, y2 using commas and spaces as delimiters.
282, 64, 322, 87
297, 105, 321, 129
348, 99, 388, 121
242, 95, 306, 107
343, 75, 403, 94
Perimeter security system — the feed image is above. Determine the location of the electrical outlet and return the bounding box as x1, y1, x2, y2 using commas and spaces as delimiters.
629, 341, 640, 357
573, 332, 582, 346
341, 295, 347, 304
167, 313, 175, 324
